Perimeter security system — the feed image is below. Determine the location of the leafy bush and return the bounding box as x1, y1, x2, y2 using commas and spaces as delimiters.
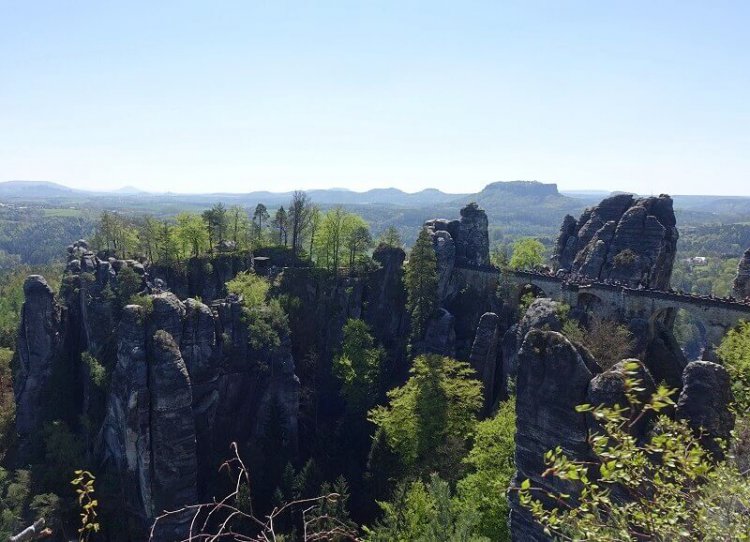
613, 248, 637, 266
364, 474, 488, 542
456, 399, 516, 541
563, 316, 634, 370
717, 321, 750, 410
509, 238, 546, 270
517, 363, 750, 541
82, 352, 107, 390
226, 271, 270, 309
242, 299, 289, 351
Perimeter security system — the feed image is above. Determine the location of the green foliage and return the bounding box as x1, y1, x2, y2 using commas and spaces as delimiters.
490, 242, 511, 268
202, 203, 229, 251
127, 293, 153, 314
518, 363, 750, 541
226, 271, 270, 309
308, 476, 357, 541
717, 321, 750, 410
518, 291, 536, 314
174, 212, 209, 258
378, 226, 403, 248
0, 469, 34, 540
509, 237, 545, 270
92, 211, 138, 257
563, 316, 635, 370
334, 319, 384, 415
314, 207, 370, 273
82, 352, 107, 390
364, 474, 489, 542
671, 255, 739, 297
405, 228, 438, 343
113, 266, 142, 307
71, 470, 99, 541
242, 299, 289, 351
0, 348, 15, 460
368, 355, 482, 477
456, 399, 516, 541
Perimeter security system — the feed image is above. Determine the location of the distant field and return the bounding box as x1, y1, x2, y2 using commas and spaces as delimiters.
41, 208, 85, 218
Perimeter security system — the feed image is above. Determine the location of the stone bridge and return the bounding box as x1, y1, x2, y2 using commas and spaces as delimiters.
455, 266, 750, 349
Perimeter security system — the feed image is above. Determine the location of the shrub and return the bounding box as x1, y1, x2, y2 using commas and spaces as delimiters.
517, 363, 750, 540
226, 272, 270, 309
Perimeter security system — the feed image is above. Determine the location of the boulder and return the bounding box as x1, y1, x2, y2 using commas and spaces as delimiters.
587, 359, 656, 440
501, 298, 564, 396
676, 361, 735, 459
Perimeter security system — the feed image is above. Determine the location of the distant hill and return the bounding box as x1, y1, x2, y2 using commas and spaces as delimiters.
0, 180, 80, 197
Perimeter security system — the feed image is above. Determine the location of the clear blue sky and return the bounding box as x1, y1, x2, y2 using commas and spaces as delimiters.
1, 1, 748, 195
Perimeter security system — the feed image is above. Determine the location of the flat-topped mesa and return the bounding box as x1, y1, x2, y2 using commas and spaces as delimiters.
553, 193, 678, 289
733, 248, 750, 299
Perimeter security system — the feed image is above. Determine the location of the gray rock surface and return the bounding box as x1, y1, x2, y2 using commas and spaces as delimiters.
501, 298, 564, 396
587, 359, 656, 439
676, 361, 735, 459
149, 330, 198, 539
422, 308, 457, 357
99, 306, 153, 530
733, 248, 750, 299
456, 203, 490, 267
13, 276, 62, 455
509, 330, 594, 542
468, 312, 500, 412
553, 194, 678, 288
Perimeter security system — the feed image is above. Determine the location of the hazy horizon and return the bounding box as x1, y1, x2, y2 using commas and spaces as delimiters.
2, 1, 749, 196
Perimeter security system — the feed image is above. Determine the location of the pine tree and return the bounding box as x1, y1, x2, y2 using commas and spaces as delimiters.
405, 227, 438, 343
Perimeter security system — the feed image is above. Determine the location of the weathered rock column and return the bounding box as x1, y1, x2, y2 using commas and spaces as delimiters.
509, 330, 594, 542
733, 248, 750, 299
14, 275, 62, 457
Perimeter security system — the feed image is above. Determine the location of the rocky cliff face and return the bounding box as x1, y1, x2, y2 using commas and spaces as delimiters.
509, 330, 595, 541
508, 325, 734, 541
733, 248, 750, 299
15, 244, 301, 540
422, 203, 498, 359
13, 275, 63, 457
553, 194, 678, 289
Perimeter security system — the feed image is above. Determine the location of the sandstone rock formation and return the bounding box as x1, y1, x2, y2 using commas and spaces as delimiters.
422, 308, 457, 357
507, 329, 735, 541
13, 276, 63, 456
733, 248, 750, 299
501, 298, 566, 397
424, 202, 490, 299
553, 194, 678, 289
456, 202, 490, 267
468, 312, 501, 412
587, 359, 656, 439
676, 361, 735, 459
15, 242, 301, 540
509, 330, 594, 541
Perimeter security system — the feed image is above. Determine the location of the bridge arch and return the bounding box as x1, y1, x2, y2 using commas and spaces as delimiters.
518, 282, 547, 305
